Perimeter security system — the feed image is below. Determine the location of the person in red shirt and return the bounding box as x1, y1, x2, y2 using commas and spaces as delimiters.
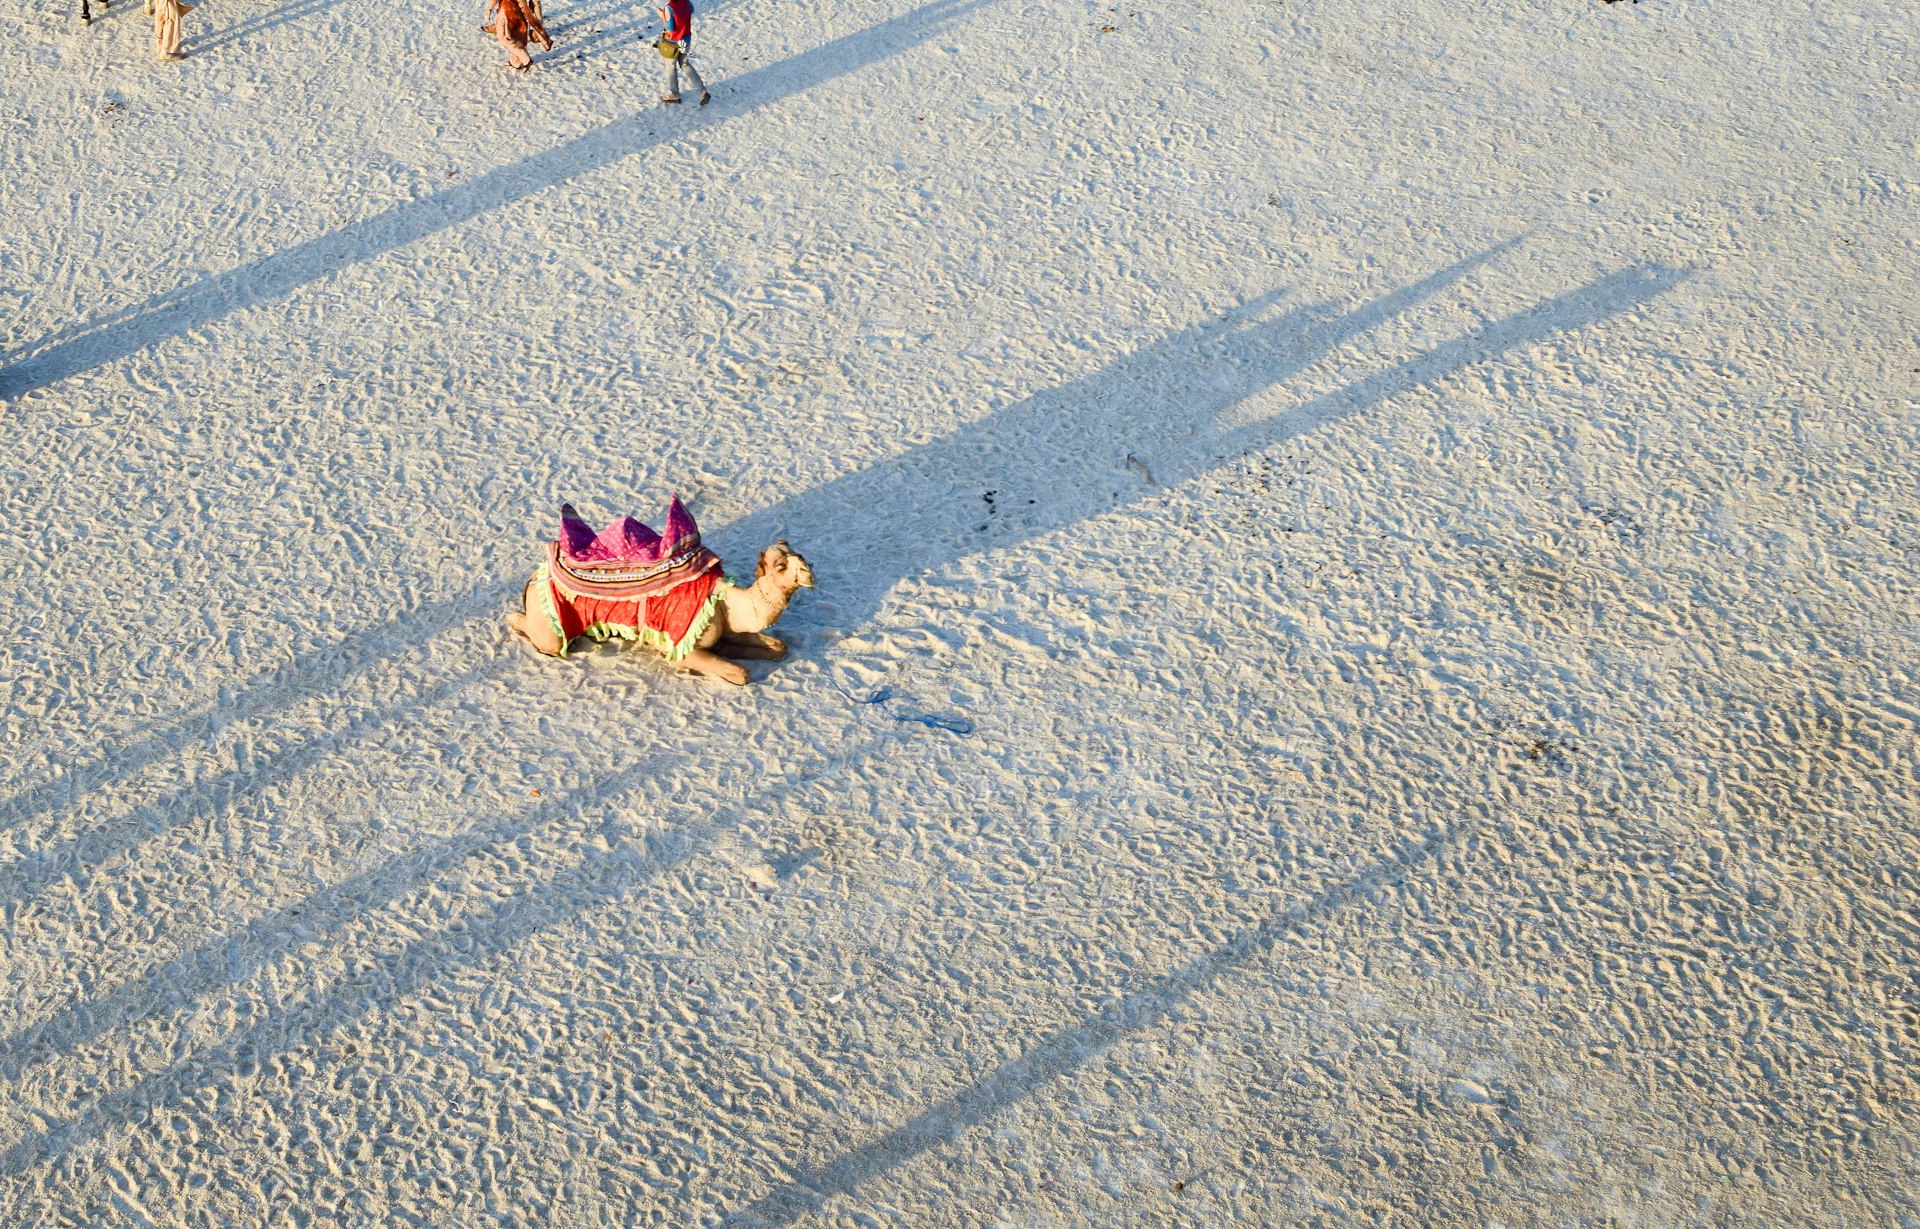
655, 0, 710, 105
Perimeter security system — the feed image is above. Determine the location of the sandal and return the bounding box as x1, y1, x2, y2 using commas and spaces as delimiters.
660, 94, 682, 104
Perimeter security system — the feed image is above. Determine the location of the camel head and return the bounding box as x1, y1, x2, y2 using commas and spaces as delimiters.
756, 540, 815, 592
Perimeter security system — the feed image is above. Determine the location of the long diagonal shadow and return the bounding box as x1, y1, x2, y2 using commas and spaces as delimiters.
721, 822, 1466, 1227
0, 249, 1679, 874
0, 252, 1681, 1183
0, 0, 985, 399
0, 252, 1528, 1099
0, 729, 899, 1178
0, 658, 509, 912
0, 249, 1490, 864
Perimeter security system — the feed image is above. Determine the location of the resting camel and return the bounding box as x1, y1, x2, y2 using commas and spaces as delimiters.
507, 500, 813, 687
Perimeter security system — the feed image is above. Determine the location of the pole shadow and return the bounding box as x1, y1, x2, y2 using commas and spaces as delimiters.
0, 726, 897, 1179
0, 657, 509, 916
0, 250, 1683, 879
0, 0, 986, 399
720, 821, 1465, 1226
0, 250, 1682, 1181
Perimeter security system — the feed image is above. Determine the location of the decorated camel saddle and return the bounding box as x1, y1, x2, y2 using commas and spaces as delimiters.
509, 497, 813, 686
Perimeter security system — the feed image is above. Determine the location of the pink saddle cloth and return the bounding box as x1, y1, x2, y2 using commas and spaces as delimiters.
533, 496, 728, 660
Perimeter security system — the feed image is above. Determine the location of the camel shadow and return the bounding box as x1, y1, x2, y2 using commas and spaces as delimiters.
0, 248, 1683, 1183
0, 249, 1684, 904
724, 253, 1686, 647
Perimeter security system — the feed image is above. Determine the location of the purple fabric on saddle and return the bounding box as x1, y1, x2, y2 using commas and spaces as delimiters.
559, 496, 704, 566
549, 496, 721, 601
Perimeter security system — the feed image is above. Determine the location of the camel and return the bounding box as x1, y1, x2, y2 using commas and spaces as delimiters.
506, 501, 812, 686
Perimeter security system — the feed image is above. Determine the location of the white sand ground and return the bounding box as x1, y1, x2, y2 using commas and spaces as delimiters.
2, 0, 1917, 1222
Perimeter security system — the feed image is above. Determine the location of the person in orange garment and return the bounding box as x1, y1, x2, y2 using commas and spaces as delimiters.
149, 0, 192, 60
485, 0, 553, 71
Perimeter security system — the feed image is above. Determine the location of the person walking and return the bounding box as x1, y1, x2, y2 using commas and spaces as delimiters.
655, 0, 710, 106
149, 0, 192, 59
485, 0, 553, 71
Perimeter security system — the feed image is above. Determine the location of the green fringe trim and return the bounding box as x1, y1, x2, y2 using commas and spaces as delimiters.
530, 563, 571, 654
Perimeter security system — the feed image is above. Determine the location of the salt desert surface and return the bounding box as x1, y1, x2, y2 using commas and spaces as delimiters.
2, 0, 1916, 1222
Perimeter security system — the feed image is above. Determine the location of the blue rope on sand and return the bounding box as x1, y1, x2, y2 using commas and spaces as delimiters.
836, 684, 974, 735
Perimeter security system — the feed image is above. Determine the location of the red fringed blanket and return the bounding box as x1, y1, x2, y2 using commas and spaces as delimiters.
528, 497, 731, 661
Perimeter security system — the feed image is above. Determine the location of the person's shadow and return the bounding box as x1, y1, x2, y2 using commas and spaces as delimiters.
716, 246, 1685, 646
0, 244, 1683, 876
0, 245, 1684, 1187
185, 0, 351, 57
0, 0, 987, 401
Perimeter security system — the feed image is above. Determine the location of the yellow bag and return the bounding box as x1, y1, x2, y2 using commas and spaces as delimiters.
657, 36, 682, 60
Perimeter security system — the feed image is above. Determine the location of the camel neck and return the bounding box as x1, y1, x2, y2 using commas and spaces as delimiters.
730, 576, 788, 633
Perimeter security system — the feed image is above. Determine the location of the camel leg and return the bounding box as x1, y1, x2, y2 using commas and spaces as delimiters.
672, 647, 749, 686
506, 581, 566, 656
716, 631, 787, 660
